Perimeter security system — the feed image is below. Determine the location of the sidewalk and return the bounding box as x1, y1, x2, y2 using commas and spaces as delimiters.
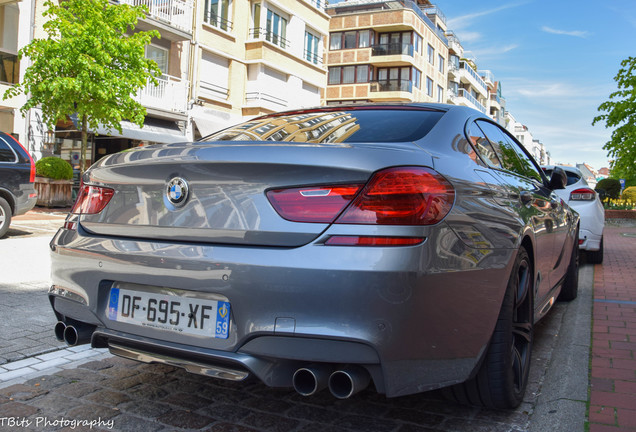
589, 221, 636, 431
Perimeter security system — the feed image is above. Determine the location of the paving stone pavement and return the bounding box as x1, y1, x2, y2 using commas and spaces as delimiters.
0, 210, 601, 431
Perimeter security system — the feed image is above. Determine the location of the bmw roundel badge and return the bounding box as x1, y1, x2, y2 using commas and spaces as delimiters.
167, 177, 189, 207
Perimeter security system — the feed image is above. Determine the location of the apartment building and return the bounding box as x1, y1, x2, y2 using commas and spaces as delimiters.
1, 0, 32, 145
324, 0, 448, 105
478, 70, 506, 126
190, 0, 330, 138
444, 32, 488, 115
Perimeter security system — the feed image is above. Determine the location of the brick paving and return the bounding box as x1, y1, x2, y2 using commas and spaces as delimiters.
589, 223, 636, 432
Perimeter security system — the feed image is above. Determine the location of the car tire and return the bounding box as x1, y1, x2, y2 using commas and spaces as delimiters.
444, 247, 534, 409
0, 197, 12, 238
558, 231, 580, 301
587, 236, 604, 265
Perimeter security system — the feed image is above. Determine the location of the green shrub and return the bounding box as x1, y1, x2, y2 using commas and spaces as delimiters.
622, 186, 636, 202
35, 157, 73, 180
595, 178, 621, 200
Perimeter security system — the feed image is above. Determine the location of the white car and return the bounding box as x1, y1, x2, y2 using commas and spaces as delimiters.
542, 165, 604, 263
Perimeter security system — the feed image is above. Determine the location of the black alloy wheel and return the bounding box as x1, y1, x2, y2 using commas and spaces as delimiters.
444, 247, 534, 409
558, 230, 580, 301
0, 197, 12, 238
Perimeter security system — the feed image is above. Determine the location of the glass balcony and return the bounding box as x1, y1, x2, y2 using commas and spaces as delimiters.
370, 79, 413, 93
459, 61, 488, 94
422, 5, 446, 25
0, 52, 19, 85
371, 43, 414, 57
249, 28, 291, 49
458, 88, 486, 113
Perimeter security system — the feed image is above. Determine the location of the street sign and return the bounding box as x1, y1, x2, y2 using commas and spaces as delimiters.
620, 179, 626, 190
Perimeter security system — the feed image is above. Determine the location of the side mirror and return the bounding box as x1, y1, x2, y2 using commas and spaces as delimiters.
548, 167, 567, 190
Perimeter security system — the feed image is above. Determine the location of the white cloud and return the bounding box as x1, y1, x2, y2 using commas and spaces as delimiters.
541, 26, 590, 38
448, 2, 529, 30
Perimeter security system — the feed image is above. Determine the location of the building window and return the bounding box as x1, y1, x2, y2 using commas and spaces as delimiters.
373, 66, 412, 92
413, 33, 422, 55
328, 65, 371, 85
204, 0, 232, 31
265, 9, 288, 48
305, 31, 321, 64
427, 44, 434, 64
426, 76, 433, 97
330, 30, 372, 50
146, 44, 169, 76
438, 54, 444, 73
413, 68, 421, 89
437, 85, 443, 103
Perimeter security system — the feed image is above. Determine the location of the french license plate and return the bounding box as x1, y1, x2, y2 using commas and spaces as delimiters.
107, 287, 230, 339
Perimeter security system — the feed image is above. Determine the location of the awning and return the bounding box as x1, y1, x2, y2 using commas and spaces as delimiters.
94, 119, 188, 144
191, 107, 239, 138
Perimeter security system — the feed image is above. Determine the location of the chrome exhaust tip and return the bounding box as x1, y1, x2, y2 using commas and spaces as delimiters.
328, 366, 370, 399
54, 321, 66, 342
63, 323, 94, 346
292, 364, 332, 396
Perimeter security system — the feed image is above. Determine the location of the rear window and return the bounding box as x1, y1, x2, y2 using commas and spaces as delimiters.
0, 139, 17, 163
200, 108, 445, 144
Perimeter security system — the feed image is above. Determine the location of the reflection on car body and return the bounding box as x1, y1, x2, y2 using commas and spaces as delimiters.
49, 104, 580, 410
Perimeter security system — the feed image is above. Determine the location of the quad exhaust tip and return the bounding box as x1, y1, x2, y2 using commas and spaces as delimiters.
54, 321, 95, 346
328, 366, 370, 399
293, 364, 371, 399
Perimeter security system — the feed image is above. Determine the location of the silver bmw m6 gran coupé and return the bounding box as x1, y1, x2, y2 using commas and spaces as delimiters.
49, 104, 579, 409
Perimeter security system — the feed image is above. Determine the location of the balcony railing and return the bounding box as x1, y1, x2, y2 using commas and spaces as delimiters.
459, 61, 488, 94
305, 0, 326, 11
329, 0, 447, 45
119, 0, 193, 33
370, 79, 413, 93
422, 5, 446, 25
371, 43, 414, 57
138, 74, 190, 114
0, 52, 19, 85
457, 88, 486, 114
249, 28, 290, 49
479, 70, 495, 85
304, 49, 322, 65
204, 12, 233, 32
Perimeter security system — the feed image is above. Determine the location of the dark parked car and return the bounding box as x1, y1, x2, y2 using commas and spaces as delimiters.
0, 132, 37, 238
49, 104, 579, 409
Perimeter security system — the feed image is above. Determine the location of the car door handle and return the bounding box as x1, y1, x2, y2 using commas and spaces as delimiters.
520, 191, 533, 204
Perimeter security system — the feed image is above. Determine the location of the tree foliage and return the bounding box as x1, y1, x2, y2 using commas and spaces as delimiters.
2, 0, 160, 171
593, 57, 636, 180
595, 178, 621, 200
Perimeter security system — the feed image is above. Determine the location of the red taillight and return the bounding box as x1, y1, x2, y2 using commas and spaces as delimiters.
29, 157, 36, 183
71, 185, 114, 214
336, 167, 455, 225
570, 188, 595, 201
267, 185, 363, 223
267, 167, 455, 226
325, 236, 425, 246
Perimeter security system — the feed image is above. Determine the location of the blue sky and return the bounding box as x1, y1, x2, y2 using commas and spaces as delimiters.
435, 0, 636, 170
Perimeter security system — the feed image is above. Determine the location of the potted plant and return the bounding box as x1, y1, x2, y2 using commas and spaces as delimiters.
34, 157, 74, 208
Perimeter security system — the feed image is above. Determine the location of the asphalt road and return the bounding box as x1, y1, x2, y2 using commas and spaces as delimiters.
0, 216, 591, 431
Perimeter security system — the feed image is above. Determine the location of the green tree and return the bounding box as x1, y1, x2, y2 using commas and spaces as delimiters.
2, 0, 160, 172
593, 57, 636, 180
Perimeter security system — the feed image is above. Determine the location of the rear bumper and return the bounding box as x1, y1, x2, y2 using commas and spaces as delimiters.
579, 229, 602, 252
49, 224, 514, 397
14, 186, 37, 216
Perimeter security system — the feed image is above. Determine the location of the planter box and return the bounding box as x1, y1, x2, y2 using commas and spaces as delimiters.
35, 177, 74, 208
605, 209, 636, 219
